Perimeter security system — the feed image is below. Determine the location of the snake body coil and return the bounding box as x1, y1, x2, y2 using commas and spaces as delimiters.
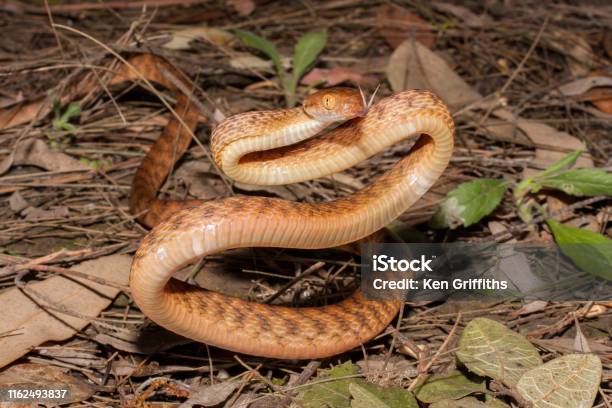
0, 54, 454, 358
130, 84, 454, 359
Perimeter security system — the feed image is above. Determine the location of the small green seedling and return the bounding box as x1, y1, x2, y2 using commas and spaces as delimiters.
52, 100, 81, 132
235, 29, 327, 107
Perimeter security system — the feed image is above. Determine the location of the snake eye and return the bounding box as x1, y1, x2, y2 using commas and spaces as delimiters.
322, 94, 336, 110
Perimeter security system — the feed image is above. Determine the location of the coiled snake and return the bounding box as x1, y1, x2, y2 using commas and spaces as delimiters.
0, 54, 454, 359
129, 72, 454, 358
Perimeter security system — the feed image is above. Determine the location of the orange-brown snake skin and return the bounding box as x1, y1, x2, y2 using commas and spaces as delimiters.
0, 54, 454, 359
130, 85, 455, 359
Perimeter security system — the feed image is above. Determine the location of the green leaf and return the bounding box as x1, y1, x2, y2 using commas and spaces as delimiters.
431, 179, 508, 229
52, 102, 81, 132
484, 395, 511, 407
63, 102, 81, 120
539, 168, 612, 197
349, 382, 418, 408
547, 220, 612, 281
456, 318, 542, 386
517, 354, 602, 408
415, 370, 485, 403
292, 29, 327, 84
234, 30, 284, 75
537, 149, 583, 179
299, 362, 362, 408
430, 397, 488, 408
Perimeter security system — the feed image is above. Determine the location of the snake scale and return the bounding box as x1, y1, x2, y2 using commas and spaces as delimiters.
0, 54, 455, 359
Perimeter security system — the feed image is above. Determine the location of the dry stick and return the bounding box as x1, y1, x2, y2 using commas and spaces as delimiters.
476, 16, 550, 129
0, 248, 91, 275
250, 361, 322, 408
233, 355, 284, 395
407, 312, 462, 392
47, 0, 205, 12
43, 0, 65, 61
263, 261, 327, 304
383, 302, 405, 371
22, 264, 129, 292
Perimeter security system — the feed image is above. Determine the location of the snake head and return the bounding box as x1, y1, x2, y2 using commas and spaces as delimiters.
303, 87, 368, 123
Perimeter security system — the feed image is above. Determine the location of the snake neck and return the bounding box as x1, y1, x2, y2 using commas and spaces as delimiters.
211, 108, 329, 184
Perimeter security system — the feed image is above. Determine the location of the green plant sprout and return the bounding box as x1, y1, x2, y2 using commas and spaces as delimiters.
235, 29, 327, 107
49, 100, 81, 149
432, 149, 612, 280
52, 100, 81, 132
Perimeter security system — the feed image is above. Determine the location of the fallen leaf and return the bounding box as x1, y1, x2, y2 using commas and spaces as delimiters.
93, 325, 189, 355
490, 108, 593, 178
356, 355, 418, 379
301, 67, 378, 87
556, 73, 612, 114
546, 30, 596, 77
432, 3, 493, 28
375, 3, 436, 49
0, 363, 95, 404
163, 26, 235, 50
22, 206, 70, 220
457, 317, 542, 386
12, 138, 88, 172
517, 354, 601, 408
386, 39, 481, 109
8, 191, 29, 213
229, 53, 273, 71
557, 76, 612, 97
416, 370, 485, 403
174, 160, 223, 200
349, 381, 418, 408
511, 300, 548, 317
226, 0, 255, 16
533, 338, 612, 354
573, 320, 591, 353
297, 362, 361, 408
0, 254, 131, 369
179, 380, 240, 408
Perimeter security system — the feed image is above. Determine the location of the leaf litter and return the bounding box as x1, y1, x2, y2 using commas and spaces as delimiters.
0, 1, 610, 406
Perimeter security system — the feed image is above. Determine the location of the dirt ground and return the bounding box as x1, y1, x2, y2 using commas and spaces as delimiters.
0, 1, 610, 407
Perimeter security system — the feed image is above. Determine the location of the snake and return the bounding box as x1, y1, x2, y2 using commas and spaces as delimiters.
0, 54, 454, 359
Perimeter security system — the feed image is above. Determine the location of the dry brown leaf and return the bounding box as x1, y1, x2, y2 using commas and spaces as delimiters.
386, 39, 481, 109
229, 53, 273, 71
0, 364, 95, 404
301, 67, 378, 87
491, 107, 594, 177
546, 29, 596, 77
94, 325, 189, 354
573, 320, 591, 353
533, 338, 612, 355
0, 254, 131, 369
375, 3, 436, 49
512, 300, 549, 317
557, 76, 612, 97
163, 26, 235, 50
12, 138, 88, 173
174, 160, 224, 200
22, 206, 70, 221
8, 191, 28, 213
179, 381, 240, 408
432, 3, 493, 28
227, 0, 255, 16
